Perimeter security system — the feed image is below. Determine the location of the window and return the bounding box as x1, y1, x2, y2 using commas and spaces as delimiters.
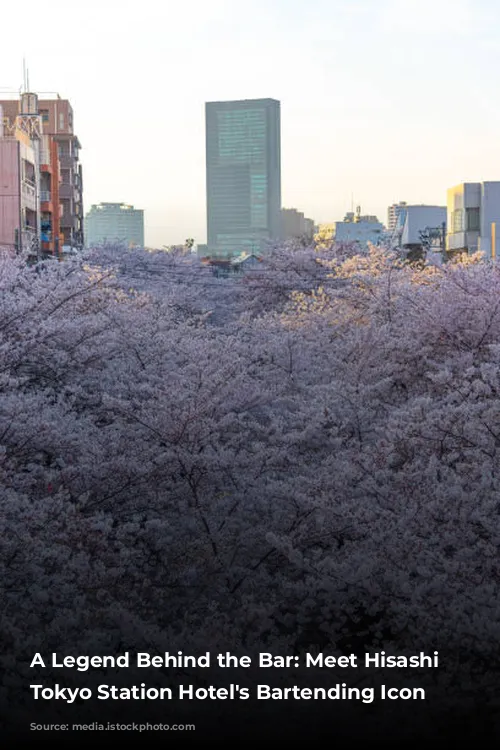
466, 207, 480, 231
250, 172, 267, 228
451, 209, 463, 233
23, 159, 36, 184
59, 112, 64, 131
40, 109, 49, 123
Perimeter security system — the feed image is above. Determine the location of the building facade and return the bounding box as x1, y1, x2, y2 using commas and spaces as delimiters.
0, 96, 43, 258
0, 93, 83, 252
205, 98, 281, 258
84, 202, 144, 248
39, 133, 62, 256
281, 208, 315, 242
446, 182, 500, 260
399, 205, 446, 252
334, 209, 384, 247
387, 201, 407, 233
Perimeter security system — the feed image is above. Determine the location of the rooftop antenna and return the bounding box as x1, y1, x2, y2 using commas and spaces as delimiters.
21, 58, 32, 92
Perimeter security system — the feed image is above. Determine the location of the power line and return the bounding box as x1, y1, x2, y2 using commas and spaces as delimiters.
78, 269, 375, 291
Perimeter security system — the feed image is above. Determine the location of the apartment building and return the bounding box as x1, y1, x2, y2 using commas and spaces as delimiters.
0, 96, 41, 257
84, 203, 144, 248
0, 94, 83, 251
387, 201, 407, 233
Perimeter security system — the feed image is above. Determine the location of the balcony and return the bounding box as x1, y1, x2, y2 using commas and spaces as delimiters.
59, 154, 76, 169
21, 229, 39, 256
59, 183, 74, 199
39, 148, 52, 171
21, 181, 37, 211
41, 198, 54, 213
60, 215, 78, 229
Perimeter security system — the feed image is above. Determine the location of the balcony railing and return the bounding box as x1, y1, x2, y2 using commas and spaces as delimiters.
59, 183, 74, 199
21, 229, 39, 255
22, 181, 36, 195
60, 215, 78, 229
59, 154, 76, 168
21, 182, 37, 209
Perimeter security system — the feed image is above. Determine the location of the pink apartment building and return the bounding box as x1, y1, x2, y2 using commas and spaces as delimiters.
0, 91, 82, 257
0, 103, 38, 256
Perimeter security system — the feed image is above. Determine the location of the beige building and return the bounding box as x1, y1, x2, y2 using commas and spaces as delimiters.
446, 182, 500, 260
281, 208, 315, 241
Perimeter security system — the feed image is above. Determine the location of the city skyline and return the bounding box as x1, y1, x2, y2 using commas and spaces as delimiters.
1, 0, 499, 247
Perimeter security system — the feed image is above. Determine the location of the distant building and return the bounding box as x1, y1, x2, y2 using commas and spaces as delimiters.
85, 203, 144, 248
205, 98, 281, 258
281, 208, 315, 242
387, 201, 407, 233
236, 253, 261, 269
334, 208, 384, 247
399, 205, 446, 255
201, 252, 262, 276
304, 218, 315, 238
446, 182, 500, 260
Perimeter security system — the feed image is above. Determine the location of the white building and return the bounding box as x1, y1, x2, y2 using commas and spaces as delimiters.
334, 209, 384, 247
84, 202, 144, 248
447, 182, 500, 259
400, 205, 446, 248
387, 202, 407, 233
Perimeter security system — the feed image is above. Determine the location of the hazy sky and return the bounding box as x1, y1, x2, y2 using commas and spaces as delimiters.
1, 0, 499, 247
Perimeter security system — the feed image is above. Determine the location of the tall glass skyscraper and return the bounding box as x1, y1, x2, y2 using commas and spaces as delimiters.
205, 98, 281, 257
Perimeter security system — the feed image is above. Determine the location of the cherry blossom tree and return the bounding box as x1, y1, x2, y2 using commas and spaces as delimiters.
1, 243, 499, 739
